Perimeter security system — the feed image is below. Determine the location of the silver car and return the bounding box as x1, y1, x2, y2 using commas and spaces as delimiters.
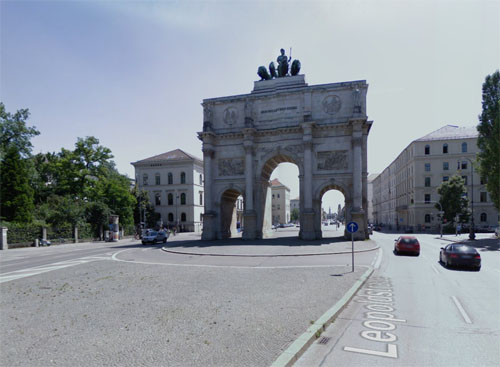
142, 230, 168, 244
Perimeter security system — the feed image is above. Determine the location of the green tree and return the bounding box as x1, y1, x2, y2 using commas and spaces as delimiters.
35, 195, 85, 228
0, 103, 39, 222
132, 185, 158, 228
93, 165, 136, 228
437, 175, 470, 224
1, 147, 35, 222
84, 201, 111, 238
477, 70, 500, 210
290, 208, 300, 222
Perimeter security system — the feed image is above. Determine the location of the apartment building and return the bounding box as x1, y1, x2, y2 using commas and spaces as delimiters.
131, 149, 204, 232
271, 178, 291, 225
372, 125, 498, 231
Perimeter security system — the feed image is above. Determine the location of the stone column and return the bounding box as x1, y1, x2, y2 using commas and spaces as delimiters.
350, 120, 366, 240
243, 133, 257, 240
301, 122, 315, 240
201, 144, 216, 240
352, 135, 362, 212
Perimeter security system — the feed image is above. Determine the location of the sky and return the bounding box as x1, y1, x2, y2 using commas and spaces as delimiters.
1, 0, 498, 213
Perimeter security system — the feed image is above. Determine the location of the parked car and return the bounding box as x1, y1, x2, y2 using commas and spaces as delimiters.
394, 236, 420, 256
142, 230, 168, 245
440, 244, 481, 270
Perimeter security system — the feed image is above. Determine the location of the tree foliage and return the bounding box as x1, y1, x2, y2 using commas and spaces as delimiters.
437, 175, 470, 223
477, 70, 500, 210
0, 103, 39, 222
290, 208, 300, 222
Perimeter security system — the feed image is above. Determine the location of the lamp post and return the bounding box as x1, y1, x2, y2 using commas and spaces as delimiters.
458, 158, 475, 240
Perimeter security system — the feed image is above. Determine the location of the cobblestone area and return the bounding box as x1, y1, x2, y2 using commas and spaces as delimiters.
1, 257, 366, 367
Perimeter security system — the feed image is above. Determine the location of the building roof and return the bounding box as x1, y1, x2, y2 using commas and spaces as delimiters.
270, 178, 290, 191
131, 149, 202, 165
415, 125, 478, 142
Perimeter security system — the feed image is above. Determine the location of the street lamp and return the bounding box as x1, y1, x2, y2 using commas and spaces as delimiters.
458, 158, 475, 240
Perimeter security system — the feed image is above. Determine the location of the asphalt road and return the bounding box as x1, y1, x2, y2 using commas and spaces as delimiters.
295, 231, 500, 367
0, 227, 379, 367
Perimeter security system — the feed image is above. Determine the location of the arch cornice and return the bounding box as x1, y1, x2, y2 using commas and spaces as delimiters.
256, 145, 304, 180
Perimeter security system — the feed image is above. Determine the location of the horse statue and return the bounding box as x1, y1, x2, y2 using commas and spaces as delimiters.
291, 59, 301, 76
257, 66, 271, 80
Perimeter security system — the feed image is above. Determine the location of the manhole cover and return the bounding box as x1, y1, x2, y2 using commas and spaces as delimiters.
318, 336, 331, 345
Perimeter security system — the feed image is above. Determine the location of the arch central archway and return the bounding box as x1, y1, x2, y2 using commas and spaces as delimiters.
257, 154, 301, 238
199, 75, 372, 241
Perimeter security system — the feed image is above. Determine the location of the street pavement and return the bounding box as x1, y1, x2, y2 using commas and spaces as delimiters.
1, 228, 497, 366
294, 231, 500, 367
0, 226, 378, 367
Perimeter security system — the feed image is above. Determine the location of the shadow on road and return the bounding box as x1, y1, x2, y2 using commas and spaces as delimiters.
459, 237, 500, 252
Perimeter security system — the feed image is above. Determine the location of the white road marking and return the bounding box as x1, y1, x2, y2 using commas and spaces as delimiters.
0, 257, 106, 284
451, 296, 472, 324
431, 264, 440, 274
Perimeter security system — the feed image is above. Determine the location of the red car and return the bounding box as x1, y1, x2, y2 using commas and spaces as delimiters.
394, 236, 420, 256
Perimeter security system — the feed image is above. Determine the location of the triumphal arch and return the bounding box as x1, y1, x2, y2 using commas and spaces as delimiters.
198, 54, 372, 241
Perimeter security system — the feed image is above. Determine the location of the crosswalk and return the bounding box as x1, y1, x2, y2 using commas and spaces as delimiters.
0, 256, 108, 284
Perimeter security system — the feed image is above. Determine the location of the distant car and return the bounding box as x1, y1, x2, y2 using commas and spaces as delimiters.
142, 230, 168, 244
374, 225, 381, 231
440, 244, 481, 270
394, 236, 420, 256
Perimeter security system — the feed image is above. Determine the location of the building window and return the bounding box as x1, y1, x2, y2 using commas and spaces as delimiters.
425, 194, 431, 203
461, 161, 467, 170
480, 192, 487, 202
155, 193, 161, 206
462, 176, 468, 185
480, 213, 487, 222
181, 213, 187, 222
480, 176, 487, 185
199, 174, 203, 185
180, 172, 186, 184
199, 192, 203, 205
443, 144, 448, 154
155, 173, 161, 185
168, 173, 173, 185
277, 193, 280, 198
143, 174, 148, 186
425, 177, 431, 187
168, 193, 173, 206
443, 176, 449, 182
425, 145, 430, 155
180, 193, 186, 205
425, 163, 431, 171
200, 213, 203, 222
462, 142, 467, 153
277, 204, 280, 210
168, 213, 174, 222
425, 214, 431, 223
443, 162, 449, 170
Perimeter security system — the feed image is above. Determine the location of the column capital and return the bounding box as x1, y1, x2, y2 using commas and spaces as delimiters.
351, 136, 363, 146
203, 147, 215, 158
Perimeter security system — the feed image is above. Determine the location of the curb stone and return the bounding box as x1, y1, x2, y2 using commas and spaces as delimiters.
270, 265, 375, 367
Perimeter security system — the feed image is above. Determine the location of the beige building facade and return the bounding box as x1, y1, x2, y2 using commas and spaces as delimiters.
271, 179, 291, 225
372, 125, 499, 232
131, 149, 204, 232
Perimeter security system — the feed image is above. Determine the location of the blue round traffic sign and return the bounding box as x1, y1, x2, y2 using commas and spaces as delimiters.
346, 221, 358, 233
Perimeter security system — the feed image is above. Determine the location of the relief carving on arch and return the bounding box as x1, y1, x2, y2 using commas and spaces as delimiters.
317, 150, 348, 170
218, 158, 244, 176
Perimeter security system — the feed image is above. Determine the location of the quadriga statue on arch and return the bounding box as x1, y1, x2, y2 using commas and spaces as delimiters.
257, 48, 301, 80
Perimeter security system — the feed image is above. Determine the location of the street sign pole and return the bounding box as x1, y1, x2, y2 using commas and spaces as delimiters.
351, 230, 354, 272
346, 221, 358, 273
